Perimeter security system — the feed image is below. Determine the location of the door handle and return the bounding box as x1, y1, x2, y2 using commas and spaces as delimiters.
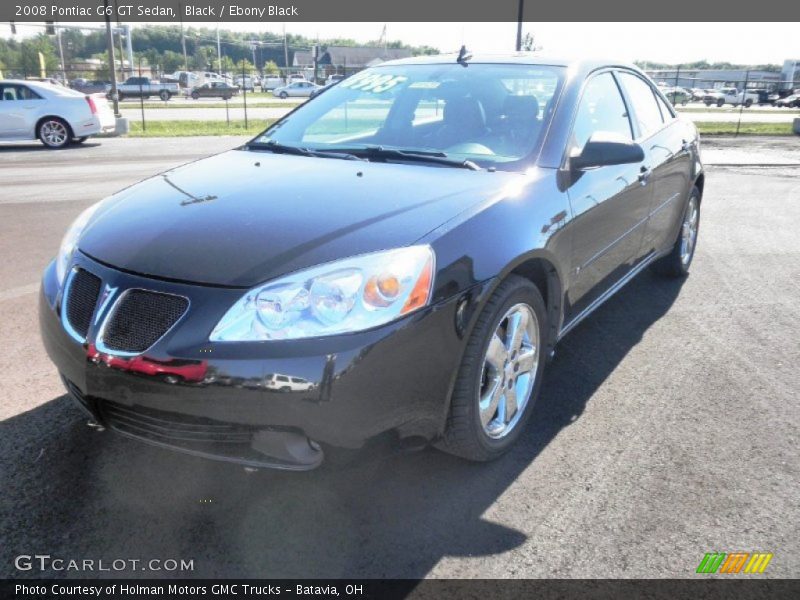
638, 165, 652, 185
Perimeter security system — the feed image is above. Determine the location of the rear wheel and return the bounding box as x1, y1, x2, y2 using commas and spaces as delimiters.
716, 98, 725, 107
744, 98, 753, 108
438, 276, 547, 462
38, 118, 71, 149
191, 91, 199, 100
159, 90, 171, 101
279, 91, 288, 99
651, 186, 701, 278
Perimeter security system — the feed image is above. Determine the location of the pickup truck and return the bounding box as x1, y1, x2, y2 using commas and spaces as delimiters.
113, 77, 180, 101
702, 87, 759, 108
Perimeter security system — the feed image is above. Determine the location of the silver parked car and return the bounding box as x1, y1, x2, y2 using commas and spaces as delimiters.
0, 79, 115, 148
272, 80, 322, 98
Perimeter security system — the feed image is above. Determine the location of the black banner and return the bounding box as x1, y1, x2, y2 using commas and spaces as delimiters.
3, 579, 800, 600
3, 0, 800, 22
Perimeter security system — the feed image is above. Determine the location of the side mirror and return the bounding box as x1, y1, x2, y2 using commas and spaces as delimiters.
570, 133, 645, 171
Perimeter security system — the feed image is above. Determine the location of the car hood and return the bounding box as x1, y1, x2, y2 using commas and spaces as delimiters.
78, 149, 520, 287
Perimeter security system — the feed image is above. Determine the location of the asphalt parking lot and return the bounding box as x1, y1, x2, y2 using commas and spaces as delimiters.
0, 137, 798, 579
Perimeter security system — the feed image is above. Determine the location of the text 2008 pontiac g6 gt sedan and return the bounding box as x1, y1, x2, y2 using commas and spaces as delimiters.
40, 54, 703, 470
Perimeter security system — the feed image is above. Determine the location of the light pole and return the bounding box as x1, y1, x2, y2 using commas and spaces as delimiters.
516, 0, 524, 51
104, 1, 120, 117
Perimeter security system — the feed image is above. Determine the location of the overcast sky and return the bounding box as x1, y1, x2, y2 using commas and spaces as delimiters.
5, 22, 798, 65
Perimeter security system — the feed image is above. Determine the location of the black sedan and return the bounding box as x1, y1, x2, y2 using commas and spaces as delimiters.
190, 81, 240, 100
41, 54, 703, 470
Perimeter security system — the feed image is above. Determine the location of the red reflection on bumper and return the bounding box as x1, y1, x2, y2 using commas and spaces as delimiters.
86, 344, 208, 382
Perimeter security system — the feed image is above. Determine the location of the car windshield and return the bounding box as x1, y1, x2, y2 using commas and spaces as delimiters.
252, 62, 565, 171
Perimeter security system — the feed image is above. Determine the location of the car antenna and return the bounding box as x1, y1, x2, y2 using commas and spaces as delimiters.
456, 45, 472, 66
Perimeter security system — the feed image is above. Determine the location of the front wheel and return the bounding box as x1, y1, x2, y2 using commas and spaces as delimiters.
438, 276, 547, 462
279, 91, 288, 99
159, 90, 171, 101
717, 98, 725, 107
191, 91, 199, 100
651, 186, 701, 278
744, 99, 753, 108
38, 118, 71, 149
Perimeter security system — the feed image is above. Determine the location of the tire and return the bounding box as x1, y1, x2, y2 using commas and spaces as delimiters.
279, 91, 288, 99
704, 101, 712, 107
191, 91, 199, 100
118, 93, 125, 101
651, 186, 701, 278
72, 137, 88, 144
38, 118, 72, 149
438, 275, 547, 462
716, 98, 725, 107
744, 99, 753, 108
159, 90, 171, 101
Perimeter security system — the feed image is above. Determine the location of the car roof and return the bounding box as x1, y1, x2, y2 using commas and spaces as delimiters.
378, 52, 637, 73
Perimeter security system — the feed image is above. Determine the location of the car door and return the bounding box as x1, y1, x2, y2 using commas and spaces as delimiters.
563, 70, 653, 320
0, 84, 43, 138
616, 71, 692, 258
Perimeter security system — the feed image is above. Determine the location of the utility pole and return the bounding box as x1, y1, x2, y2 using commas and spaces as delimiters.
312, 44, 318, 84
117, 27, 125, 77
55, 26, 66, 83
515, 0, 524, 51
249, 41, 257, 72
216, 26, 222, 75
179, 4, 188, 71
104, 2, 120, 117
283, 24, 289, 80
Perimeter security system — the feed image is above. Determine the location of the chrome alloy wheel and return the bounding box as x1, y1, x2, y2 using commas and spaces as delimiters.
40, 120, 69, 148
478, 303, 540, 439
680, 195, 699, 266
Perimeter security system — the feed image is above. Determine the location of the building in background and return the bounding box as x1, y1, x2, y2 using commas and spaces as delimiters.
646, 60, 799, 91
292, 45, 413, 79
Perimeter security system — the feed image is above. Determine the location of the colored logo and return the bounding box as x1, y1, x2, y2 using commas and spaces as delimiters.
696, 552, 773, 574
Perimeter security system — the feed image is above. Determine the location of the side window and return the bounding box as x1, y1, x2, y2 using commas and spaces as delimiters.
655, 92, 674, 122
570, 72, 632, 153
616, 72, 664, 138
0, 85, 39, 101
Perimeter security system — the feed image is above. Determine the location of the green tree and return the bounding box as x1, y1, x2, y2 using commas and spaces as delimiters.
18, 35, 58, 77
263, 60, 279, 75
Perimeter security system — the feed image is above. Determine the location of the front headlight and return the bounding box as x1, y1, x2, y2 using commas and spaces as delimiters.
210, 245, 435, 341
56, 202, 102, 286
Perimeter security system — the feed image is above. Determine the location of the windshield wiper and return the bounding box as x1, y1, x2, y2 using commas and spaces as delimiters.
247, 140, 366, 162
327, 146, 481, 171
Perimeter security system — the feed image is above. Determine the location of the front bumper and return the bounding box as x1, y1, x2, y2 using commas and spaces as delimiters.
40, 253, 484, 470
